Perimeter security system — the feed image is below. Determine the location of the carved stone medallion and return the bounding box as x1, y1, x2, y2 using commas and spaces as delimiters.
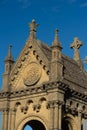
24, 62, 41, 86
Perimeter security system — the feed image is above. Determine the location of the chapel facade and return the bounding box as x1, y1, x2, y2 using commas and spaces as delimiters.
0, 20, 87, 130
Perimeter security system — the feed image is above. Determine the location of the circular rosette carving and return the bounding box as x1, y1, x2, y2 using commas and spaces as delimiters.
24, 63, 41, 86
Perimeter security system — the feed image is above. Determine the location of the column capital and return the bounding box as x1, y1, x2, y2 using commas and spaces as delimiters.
58, 101, 63, 108
48, 101, 55, 108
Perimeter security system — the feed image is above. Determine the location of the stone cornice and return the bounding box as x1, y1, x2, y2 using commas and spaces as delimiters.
0, 81, 87, 103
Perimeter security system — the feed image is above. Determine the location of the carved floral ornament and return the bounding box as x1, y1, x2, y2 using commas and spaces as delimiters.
24, 62, 42, 86
14, 99, 63, 114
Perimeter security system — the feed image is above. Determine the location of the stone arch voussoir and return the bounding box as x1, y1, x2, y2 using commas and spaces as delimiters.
16, 115, 48, 130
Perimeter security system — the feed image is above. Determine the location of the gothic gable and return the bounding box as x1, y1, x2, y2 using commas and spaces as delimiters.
10, 39, 50, 91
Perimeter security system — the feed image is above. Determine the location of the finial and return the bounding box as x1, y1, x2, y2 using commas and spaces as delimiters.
29, 19, 39, 39
8, 45, 12, 58
55, 29, 59, 36
52, 28, 62, 50
5, 44, 14, 62
32, 19, 35, 22
70, 37, 83, 65
54, 28, 59, 43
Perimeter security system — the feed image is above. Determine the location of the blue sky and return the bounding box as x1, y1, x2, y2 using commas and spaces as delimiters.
0, 0, 87, 88
0, 0, 87, 129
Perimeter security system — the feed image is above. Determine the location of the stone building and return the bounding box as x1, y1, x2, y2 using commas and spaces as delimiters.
0, 20, 87, 130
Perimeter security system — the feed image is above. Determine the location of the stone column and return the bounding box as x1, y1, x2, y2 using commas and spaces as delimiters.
78, 111, 82, 130
2, 111, 5, 130
10, 109, 16, 130
58, 103, 62, 130
49, 102, 54, 130
2, 109, 9, 130
54, 101, 59, 130
8, 110, 11, 130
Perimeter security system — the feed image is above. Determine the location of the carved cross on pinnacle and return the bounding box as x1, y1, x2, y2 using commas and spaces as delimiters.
70, 37, 83, 65
29, 19, 39, 39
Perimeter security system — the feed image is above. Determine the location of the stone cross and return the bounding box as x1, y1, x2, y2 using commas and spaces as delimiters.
29, 19, 39, 39
70, 37, 83, 64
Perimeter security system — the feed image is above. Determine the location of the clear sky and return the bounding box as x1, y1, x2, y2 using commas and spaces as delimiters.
0, 0, 87, 129
0, 0, 87, 88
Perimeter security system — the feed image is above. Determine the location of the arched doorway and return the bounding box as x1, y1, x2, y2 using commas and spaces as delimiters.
62, 118, 72, 130
62, 116, 77, 130
23, 120, 46, 130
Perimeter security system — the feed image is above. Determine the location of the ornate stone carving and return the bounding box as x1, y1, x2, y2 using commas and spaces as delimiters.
33, 104, 41, 112
21, 106, 28, 114
24, 62, 42, 86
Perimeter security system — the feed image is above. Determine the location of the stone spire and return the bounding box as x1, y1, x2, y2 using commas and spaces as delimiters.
50, 29, 63, 81
2, 45, 14, 91
52, 29, 62, 50
5, 45, 14, 62
29, 19, 39, 39
70, 37, 83, 66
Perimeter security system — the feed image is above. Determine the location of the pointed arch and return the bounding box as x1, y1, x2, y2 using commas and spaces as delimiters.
62, 114, 78, 130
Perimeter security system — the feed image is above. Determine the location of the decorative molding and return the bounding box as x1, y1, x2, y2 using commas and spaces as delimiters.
10, 47, 49, 88
33, 104, 41, 112
47, 100, 63, 109
64, 99, 87, 118
0, 81, 87, 103
21, 106, 28, 114
24, 62, 42, 86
